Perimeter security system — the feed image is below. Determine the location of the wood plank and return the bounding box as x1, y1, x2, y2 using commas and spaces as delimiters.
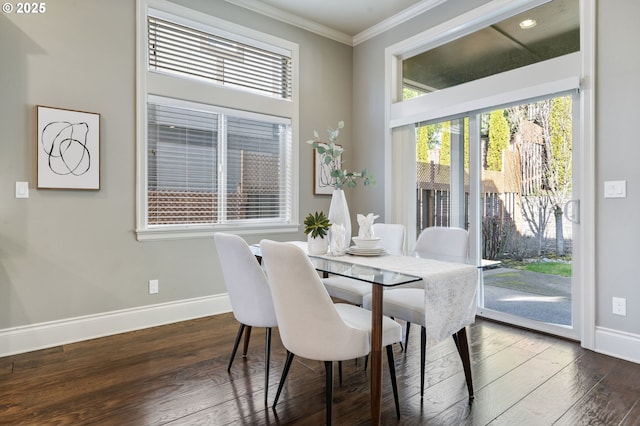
429, 345, 580, 425
1, 314, 639, 426
488, 349, 619, 425
554, 357, 640, 426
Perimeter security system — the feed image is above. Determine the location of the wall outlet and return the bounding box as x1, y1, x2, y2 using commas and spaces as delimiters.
612, 297, 626, 316
149, 279, 159, 294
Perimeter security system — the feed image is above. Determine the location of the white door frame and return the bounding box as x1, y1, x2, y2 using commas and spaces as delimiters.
384, 0, 595, 347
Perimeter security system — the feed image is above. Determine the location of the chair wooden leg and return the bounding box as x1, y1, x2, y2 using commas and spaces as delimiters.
420, 326, 426, 399
264, 328, 272, 406
273, 351, 294, 409
228, 323, 245, 371
454, 327, 474, 399
325, 360, 333, 426
242, 325, 253, 357
386, 345, 401, 419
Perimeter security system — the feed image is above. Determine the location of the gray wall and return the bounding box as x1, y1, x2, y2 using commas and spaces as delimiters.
595, 0, 640, 334
0, 0, 351, 330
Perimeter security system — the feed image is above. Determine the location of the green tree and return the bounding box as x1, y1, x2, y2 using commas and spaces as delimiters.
415, 123, 441, 163
539, 96, 573, 255
416, 125, 430, 162
548, 96, 572, 192
487, 109, 509, 171
463, 117, 470, 170
440, 121, 451, 165
403, 87, 423, 100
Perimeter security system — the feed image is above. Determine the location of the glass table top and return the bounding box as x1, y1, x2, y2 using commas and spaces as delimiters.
250, 244, 421, 287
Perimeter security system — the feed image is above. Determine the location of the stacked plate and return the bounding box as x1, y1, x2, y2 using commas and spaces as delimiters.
346, 246, 387, 256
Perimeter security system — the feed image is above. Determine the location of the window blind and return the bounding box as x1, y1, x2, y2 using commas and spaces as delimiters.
147, 100, 292, 227
147, 15, 292, 100
147, 103, 218, 225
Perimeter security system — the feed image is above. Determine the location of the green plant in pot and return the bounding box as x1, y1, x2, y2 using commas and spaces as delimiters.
304, 211, 331, 255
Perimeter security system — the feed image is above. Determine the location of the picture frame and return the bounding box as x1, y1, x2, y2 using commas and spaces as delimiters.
313, 144, 341, 195
37, 105, 101, 190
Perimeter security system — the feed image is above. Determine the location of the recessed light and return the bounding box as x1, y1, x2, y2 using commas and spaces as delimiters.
519, 19, 537, 29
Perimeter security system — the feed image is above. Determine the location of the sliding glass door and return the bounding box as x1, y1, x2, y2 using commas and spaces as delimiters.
412, 93, 579, 338
477, 94, 577, 337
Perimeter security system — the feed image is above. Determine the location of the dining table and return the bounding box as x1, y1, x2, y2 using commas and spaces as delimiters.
252, 241, 478, 425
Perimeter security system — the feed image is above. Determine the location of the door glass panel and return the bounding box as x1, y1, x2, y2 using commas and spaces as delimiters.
415, 117, 469, 238
479, 96, 573, 327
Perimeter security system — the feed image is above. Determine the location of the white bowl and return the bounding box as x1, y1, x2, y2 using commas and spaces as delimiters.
352, 236, 381, 249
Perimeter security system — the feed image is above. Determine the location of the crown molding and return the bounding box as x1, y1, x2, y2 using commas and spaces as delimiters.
226, 0, 448, 46
225, 0, 352, 45
352, 0, 448, 46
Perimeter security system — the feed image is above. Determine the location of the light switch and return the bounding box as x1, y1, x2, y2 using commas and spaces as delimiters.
604, 180, 626, 198
15, 182, 29, 198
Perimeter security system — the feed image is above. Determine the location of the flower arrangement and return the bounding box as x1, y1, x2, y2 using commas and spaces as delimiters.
307, 120, 375, 189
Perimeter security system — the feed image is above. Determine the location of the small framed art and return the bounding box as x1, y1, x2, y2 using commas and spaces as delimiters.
37, 105, 100, 190
313, 145, 341, 195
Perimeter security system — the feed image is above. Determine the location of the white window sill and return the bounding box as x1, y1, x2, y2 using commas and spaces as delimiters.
136, 223, 300, 241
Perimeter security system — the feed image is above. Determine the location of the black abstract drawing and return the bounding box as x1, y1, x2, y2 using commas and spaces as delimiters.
37, 106, 100, 189
40, 121, 91, 176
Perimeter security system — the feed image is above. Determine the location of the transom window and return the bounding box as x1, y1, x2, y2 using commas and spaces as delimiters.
147, 15, 292, 99
402, 0, 579, 96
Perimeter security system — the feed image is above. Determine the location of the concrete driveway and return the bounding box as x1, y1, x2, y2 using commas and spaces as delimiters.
482, 268, 572, 326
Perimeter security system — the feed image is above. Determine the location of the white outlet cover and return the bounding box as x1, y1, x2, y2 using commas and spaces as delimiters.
612, 297, 626, 316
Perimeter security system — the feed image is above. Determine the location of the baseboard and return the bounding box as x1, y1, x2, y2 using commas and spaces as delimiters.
594, 326, 640, 364
0, 294, 232, 358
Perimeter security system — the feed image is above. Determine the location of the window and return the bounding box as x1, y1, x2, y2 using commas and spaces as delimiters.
147, 98, 292, 226
402, 0, 579, 97
147, 15, 292, 100
137, 1, 299, 240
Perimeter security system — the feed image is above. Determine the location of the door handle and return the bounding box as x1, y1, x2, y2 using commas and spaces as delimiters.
564, 199, 580, 224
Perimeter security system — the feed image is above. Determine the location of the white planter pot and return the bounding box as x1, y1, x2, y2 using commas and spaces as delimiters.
307, 234, 328, 255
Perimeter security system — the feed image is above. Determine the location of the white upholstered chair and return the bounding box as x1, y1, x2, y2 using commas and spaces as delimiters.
414, 226, 469, 264
363, 226, 474, 400
260, 239, 403, 424
323, 223, 406, 305
214, 233, 278, 405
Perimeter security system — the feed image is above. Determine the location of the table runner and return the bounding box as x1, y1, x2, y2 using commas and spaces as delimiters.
317, 252, 478, 347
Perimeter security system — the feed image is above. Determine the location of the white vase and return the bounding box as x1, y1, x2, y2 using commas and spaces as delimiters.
328, 189, 351, 255
307, 234, 328, 255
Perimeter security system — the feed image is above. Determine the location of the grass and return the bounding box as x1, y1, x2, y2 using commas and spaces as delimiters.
522, 262, 572, 277
485, 259, 572, 296
501, 258, 572, 277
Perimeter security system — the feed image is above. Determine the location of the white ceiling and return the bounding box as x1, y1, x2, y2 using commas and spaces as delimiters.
225, 0, 446, 45
253, 0, 424, 35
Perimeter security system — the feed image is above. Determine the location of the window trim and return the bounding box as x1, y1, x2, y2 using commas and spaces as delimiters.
136, 0, 299, 240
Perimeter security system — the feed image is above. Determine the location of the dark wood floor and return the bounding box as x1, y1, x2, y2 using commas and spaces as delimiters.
1, 313, 639, 425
